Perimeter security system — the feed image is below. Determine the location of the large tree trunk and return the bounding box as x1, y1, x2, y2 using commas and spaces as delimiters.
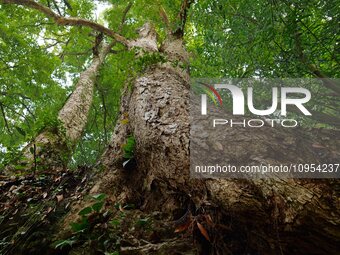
92, 30, 340, 254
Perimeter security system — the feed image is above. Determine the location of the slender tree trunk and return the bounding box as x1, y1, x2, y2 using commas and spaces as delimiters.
19, 42, 112, 171
58, 42, 111, 143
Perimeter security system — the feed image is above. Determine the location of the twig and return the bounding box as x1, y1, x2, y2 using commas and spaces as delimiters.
159, 5, 170, 29
173, 0, 194, 38
33, 143, 37, 176
62, 0, 72, 11
52, 0, 61, 16
0, 102, 11, 133
294, 30, 340, 95
119, 2, 133, 32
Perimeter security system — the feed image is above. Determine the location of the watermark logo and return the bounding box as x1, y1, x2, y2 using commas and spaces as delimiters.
190, 78, 339, 179
200, 82, 312, 116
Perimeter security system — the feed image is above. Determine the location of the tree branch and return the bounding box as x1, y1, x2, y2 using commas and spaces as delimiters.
0, 102, 11, 133
62, 0, 72, 11
0, 0, 129, 46
159, 5, 170, 29
294, 30, 340, 95
119, 1, 133, 31
52, 0, 61, 16
173, 0, 193, 38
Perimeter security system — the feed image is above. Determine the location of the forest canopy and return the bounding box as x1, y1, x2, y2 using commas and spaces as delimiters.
0, 0, 339, 167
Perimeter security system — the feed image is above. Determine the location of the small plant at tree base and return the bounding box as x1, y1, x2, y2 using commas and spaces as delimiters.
122, 135, 136, 159
53, 193, 107, 250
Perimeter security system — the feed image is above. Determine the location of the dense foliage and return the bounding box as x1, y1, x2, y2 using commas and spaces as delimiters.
0, 0, 339, 170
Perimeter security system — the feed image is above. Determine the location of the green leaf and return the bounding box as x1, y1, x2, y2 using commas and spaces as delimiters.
91, 193, 106, 201
123, 136, 136, 159
110, 219, 120, 226
104, 252, 119, 255
78, 206, 93, 216
15, 126, 26, 136
123, 204, 135, 210
70, 218, 89, 232
92, 201, 104, 212
55, 239, 76, 249
136, 218, 150, 227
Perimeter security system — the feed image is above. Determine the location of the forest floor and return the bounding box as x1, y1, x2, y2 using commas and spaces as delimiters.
0, 167, 195, 255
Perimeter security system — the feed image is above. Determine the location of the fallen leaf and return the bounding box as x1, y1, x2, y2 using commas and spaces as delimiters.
197, 222, 210, 242
42, 192, 48, 199
54, 176, 61, 182
56, 194, 64, 203
174, 209, 192, 233
174, 221, 191, 233
205, 214, 213, 225
119, 204, 124, 212
213, 142, 223, 151
81, 176, 87, 183
312, 143, 325, 149
9, 185, 17, 192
